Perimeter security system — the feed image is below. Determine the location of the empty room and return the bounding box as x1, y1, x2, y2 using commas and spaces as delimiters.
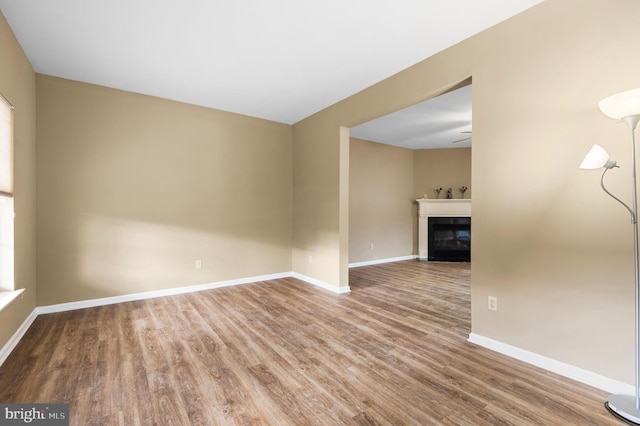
1, 0, 640, 424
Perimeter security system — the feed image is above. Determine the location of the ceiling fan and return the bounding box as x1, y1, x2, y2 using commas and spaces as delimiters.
451, 130, 472, 144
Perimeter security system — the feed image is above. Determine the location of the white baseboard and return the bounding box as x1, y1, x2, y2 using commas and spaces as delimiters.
0, 309, 38, 367
35, 272, 293, 315
35, 272, 350, 316
291, 272, 350, 294
349, 255, 417, 268
468, 332, 634, 395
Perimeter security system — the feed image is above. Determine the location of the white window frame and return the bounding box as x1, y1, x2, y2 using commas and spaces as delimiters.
0, 94, 23, 312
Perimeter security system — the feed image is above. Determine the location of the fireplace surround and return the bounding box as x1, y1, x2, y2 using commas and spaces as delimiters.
416, 198, 471, 262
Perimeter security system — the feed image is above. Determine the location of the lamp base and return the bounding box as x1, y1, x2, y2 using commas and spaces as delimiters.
606, 394, 640, 425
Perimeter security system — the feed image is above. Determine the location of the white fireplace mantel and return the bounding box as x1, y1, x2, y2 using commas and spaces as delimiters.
416, 198, 471, 260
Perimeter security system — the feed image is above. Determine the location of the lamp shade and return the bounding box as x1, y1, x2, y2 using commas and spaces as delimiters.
580, 144, 617, 169
598, 88, 640, 120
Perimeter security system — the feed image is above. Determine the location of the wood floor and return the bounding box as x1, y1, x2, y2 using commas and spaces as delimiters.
0, 261, 620, 425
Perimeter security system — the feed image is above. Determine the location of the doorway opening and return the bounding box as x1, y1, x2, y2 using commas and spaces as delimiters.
347, 82, 472, 267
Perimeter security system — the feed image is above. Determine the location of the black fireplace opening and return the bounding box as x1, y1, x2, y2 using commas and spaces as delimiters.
428, 216, 471, 262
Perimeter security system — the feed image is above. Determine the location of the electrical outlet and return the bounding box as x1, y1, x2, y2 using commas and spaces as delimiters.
488, 296, 497, 311
370, 243, 374, 251
308, 255, 313, 263
195, 259, 202, 269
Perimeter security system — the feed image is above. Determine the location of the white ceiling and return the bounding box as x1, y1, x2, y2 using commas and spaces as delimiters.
0, 0, 543, 125
350, 84, 472, 149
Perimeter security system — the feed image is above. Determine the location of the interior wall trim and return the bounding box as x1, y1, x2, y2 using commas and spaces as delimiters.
0, 309, 37, 367
468, 332, 633, 396
291, 272, 351, 294
35, 272, 290, 315
349, 255, 417, 269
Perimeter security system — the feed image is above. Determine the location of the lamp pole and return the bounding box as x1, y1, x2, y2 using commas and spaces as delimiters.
627, 114, 640, 413
606, 114, 640, 423
582, 89, 640, 423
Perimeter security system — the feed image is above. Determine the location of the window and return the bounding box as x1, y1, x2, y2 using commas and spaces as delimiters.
0, 94, 14, 292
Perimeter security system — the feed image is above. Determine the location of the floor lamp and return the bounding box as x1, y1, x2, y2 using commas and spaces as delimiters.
580, 88, 640, 425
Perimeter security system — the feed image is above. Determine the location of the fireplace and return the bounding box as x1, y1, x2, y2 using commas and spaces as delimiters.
427, 216, 471, 262
415, 198, 471, 261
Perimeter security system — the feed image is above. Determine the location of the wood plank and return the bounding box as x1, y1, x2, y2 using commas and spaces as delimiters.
0, 261, 619, 425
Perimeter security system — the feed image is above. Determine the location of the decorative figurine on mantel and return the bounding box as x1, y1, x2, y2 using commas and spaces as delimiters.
447, 188, 452, 199
434, 187, 443, 199
460, 186, 468, 198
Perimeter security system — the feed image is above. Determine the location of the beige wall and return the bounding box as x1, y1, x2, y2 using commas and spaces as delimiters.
468, 0, 640, 382
36, 75, 292, 305
349, 138, 414, 263
291, 116, 344, 287
412, 148, 471, 253
349, 140, 471, 263
0, 12, 37, 349
293, 0, 640, 384
414, 148, 471, 200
